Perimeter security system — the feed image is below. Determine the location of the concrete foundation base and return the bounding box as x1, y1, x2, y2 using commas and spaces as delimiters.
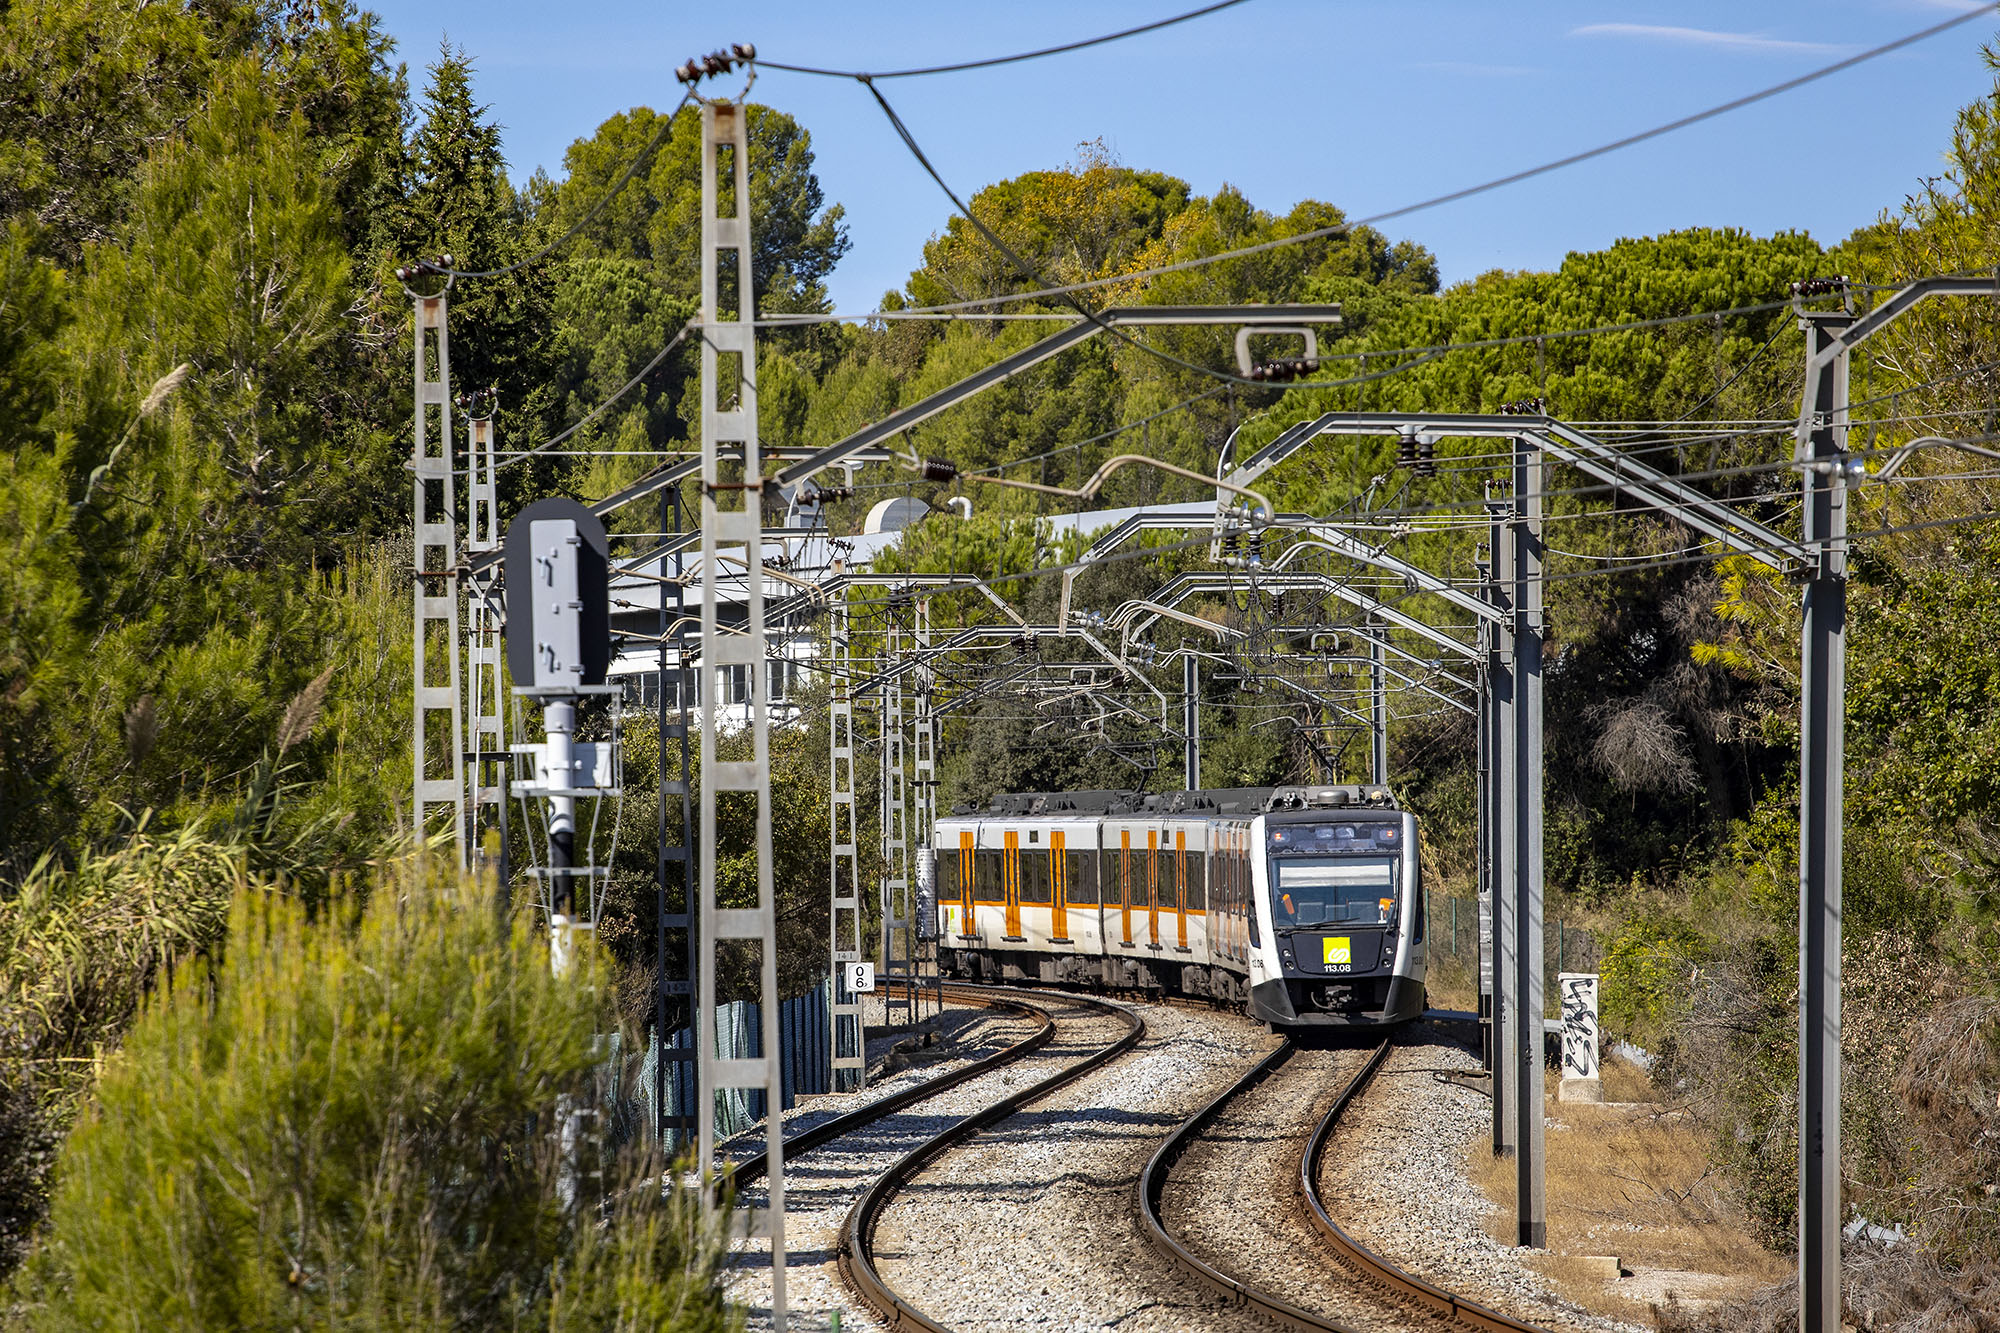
1558, 1075, 1604, 1103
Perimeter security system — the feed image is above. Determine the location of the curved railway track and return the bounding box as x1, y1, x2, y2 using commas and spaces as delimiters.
1140, 1036, 1550, 1333
1300, 1045, 1545, 1333
728, 986, 1553, 1333
723, 984, 1054, 1193
836, 986, 1148, 1332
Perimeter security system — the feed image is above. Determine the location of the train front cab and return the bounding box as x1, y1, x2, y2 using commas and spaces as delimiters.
1246, 809, 1426, 1029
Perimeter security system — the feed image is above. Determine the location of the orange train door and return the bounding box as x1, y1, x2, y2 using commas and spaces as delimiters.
1051, 830, 1069, 940
1146, 829, 1161, 947
1119, 830, 1134, 945
958, 830, 974, 938
1002, 830, 1023, 939
1175, 829, 1189, 948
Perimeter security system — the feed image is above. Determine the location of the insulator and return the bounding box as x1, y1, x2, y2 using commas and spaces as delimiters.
1416, 437, 1436, 477
919, 458, 959, 483
677, 59, 700, 83
1396, 432, 1418, 469
733, 42, 756, 60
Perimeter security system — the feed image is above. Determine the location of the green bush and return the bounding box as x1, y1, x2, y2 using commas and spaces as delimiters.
10, 860, 733, 1331
0, 822, 249, 1267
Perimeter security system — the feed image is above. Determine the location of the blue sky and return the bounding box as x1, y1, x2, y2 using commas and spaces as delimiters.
361, 1, 1996, 311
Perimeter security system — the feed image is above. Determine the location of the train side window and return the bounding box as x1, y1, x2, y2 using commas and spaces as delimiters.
1414, 881, 1426, 943
974, 849, 1003, 903
936, 846, 958, 901
1020, 849, 1052, 903
1065, 849, 1098, 903
1184, 850, 1205, 911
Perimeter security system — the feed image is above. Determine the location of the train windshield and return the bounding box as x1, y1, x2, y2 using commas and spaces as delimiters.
1269, 857, 1398, 929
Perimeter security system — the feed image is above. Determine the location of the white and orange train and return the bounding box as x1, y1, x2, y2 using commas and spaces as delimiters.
929, 785, 1428, 1029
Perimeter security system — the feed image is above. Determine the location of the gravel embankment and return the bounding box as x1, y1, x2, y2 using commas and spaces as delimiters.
1161, 1043, 1449, 1332
866, 999, 1275, 1333
1317, 1028, 1642, 1333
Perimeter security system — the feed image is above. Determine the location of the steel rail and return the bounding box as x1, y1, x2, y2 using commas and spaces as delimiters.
1137, 1037, 1371, 1333
723, 984, 1052, 1191
838, 985, 1147, 1332
1302, 1042, 1551, 1333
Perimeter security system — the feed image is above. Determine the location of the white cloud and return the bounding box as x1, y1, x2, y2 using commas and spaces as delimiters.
1570, 23, 1846, 55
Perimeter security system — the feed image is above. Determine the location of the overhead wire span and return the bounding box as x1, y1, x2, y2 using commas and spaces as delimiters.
1675, 319, 1796, 422
500, 321, 696, 470
1527, 507, 2000, 585
802, 440, 2000, 622
856, 77, 1327, 390
823, 6, 1992, 319
758, 0, 1255, 79
1842, 357, 2000, 416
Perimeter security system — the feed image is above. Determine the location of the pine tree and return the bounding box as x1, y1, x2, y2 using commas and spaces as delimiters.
387, 44, 557, 466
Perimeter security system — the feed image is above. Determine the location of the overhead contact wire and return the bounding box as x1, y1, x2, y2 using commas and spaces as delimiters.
817, 6, 1992, 319
759, 0, 1255, 79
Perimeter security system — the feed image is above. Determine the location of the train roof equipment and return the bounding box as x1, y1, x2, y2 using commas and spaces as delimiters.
954, 784, 1398, 819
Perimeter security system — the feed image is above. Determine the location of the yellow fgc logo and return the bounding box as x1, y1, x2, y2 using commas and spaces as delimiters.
1322, 936, 1351, 966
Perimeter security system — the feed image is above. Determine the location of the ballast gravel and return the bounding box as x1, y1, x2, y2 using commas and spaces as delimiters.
867, 999, 1275, 1333
1317, 1027, 1642, 1333
1161, 1043, 1449, 1332
723, 992, 1104, 1333
728, 1001, 1661, 1333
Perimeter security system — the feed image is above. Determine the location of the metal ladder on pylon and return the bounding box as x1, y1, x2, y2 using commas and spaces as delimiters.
407, 285, 466, 865
692, 96, 788, 1328
828, 594, 866, 1090
879, 617, 914, 1029
464, 406, 508, 874
910, 600, 942, 1024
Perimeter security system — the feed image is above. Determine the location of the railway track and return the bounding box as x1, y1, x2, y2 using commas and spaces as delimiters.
722, 984, 1157, 1330
1140, 1035, 1550, 1333
724, 984, 1054, 1194
836, 985, 1151, 1331
730, 988, 1556, 1333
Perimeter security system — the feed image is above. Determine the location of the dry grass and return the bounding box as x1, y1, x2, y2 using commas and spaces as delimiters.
1465, 1056, 1788, 1327
1598, 1054, 1661, 1104
1424, 939, 1481, 1013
